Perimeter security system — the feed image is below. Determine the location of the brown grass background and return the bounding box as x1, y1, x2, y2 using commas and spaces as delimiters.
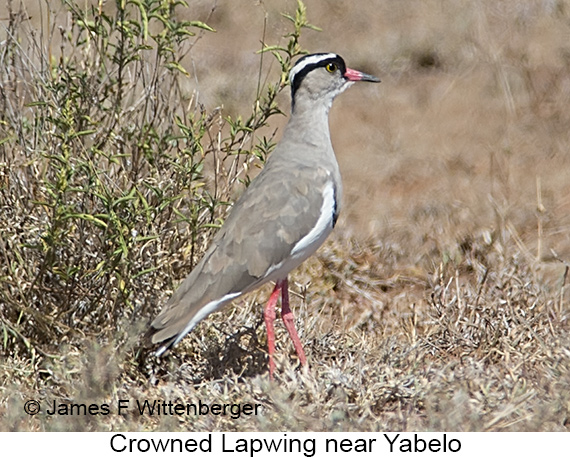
1, 0, 569, 431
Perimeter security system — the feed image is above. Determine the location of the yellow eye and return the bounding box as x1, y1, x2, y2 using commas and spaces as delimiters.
325, 62, 337, 73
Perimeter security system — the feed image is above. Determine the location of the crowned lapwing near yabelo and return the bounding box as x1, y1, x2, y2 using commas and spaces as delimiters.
145, 53, 380, 379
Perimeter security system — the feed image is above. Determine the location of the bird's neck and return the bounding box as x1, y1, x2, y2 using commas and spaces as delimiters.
285, 97, 334, 150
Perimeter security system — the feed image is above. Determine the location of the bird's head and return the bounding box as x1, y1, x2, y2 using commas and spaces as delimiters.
289, 53, 380, 111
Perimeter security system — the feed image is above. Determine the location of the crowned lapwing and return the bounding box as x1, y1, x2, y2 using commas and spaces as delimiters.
146, 53, 380, 378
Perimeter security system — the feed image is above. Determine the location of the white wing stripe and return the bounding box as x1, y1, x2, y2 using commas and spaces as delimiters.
291, 180, 335, 257
155, 291, 242, 356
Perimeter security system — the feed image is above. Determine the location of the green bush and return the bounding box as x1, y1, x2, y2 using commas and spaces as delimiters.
0, 0, 317, 360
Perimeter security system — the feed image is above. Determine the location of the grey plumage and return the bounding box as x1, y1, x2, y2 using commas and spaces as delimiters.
146, 53, 379, 364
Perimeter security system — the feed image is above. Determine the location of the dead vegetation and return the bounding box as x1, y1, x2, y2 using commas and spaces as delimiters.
1, 0, 569, 432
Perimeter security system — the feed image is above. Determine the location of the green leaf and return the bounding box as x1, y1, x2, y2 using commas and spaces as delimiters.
131, 0, 149, 40
63, 213, 108, 228
165, 62, 190, 76
189, 20, 215, 32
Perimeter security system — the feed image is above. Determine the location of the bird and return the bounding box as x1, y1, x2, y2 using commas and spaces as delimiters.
146, 52, 380, 378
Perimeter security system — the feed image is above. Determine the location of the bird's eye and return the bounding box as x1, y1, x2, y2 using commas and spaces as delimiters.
325, 63, 337, 73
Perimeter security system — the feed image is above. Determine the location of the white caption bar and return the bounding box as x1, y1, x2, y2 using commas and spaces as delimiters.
1, 432, 567, 456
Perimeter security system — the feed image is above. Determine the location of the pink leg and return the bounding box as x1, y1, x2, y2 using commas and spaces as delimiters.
280, 278, 307, 366
264, 282, 281, 379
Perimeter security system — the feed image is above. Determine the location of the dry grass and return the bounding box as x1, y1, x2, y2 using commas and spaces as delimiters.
1, 0, 569, 432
